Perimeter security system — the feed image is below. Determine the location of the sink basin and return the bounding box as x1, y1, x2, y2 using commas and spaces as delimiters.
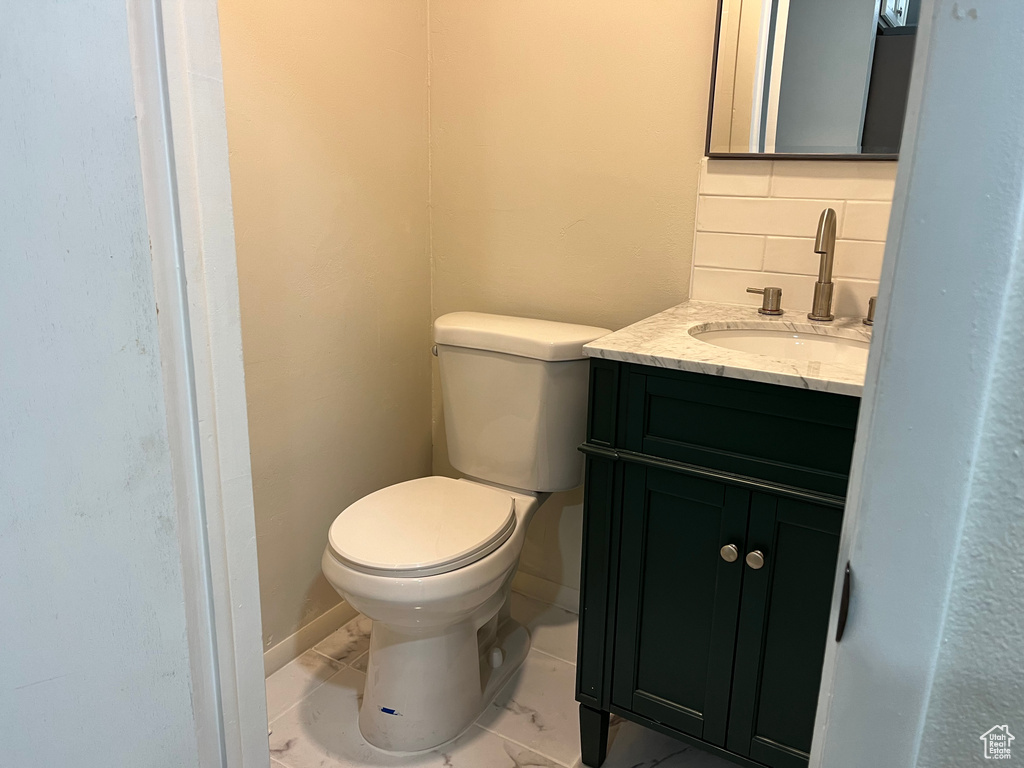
690, 323, 870, 366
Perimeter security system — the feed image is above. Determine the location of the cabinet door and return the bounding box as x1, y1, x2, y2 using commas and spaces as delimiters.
727, 494, 843, 768
612, 463, 749, 746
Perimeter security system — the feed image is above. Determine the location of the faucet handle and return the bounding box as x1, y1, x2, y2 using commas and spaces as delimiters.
747, 286, 784, 316
863, 296, 877, 326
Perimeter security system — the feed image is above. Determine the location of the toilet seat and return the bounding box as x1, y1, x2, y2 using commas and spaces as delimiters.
327, 477, 516, 578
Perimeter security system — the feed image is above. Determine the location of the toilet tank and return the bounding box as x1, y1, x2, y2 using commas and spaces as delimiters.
434, 312, 611, 493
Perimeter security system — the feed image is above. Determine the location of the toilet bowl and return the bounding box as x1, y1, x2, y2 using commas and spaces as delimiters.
321, 312, 610, 752
321, 477, 548, 751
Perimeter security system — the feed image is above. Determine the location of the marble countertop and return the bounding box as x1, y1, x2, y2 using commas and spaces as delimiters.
584, 300, 871, 396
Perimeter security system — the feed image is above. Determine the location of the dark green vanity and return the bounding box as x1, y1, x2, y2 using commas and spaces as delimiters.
575, 359, 860, 768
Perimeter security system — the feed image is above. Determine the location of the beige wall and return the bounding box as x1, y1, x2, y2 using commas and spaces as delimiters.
219, 0, 892, 652
219, 0, 432, 652
429, 0, 719, 603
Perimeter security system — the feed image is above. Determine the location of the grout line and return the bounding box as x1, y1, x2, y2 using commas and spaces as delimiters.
267, 653, 368, 734
266, 664, 345, 730
693, 265, 809, 274
472, 722, 579, 768
469, 644, 578, 764
308, 646, 349, 666
270, 604, 583, 765
751, 235, 889, 245
266, 694, 310, 730
688, 163, 703, 299
696, 228, 887, 243
527, 645, 578, 667
837, 200, 849, 237
833, 234, 891, 243
693, 265, 880, 282
697, 191, 888, 202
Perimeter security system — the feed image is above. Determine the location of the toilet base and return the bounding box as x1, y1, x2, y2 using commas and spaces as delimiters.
358, 611, 529, 752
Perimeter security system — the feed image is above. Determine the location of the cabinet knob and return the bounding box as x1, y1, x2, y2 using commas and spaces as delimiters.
720, 544, 739, 563
745, 550, 765, 570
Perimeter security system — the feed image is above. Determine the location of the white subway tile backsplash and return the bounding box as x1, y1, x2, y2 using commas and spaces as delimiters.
763, 237, 820, 276
693, 232, 765, 270
700, 158, 773, 196
698, 196, 845, 238
835, 240, 887, 280
692, 267, 878, 317
769, 160, 897, 201
763, 237, 887, 280
833, 279, 879, 320
690, 158, 896, 308
842, 200, 892, 241
691, 267, 817, 310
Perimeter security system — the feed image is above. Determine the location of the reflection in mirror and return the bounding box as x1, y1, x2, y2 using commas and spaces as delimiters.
707, 0, 918, 157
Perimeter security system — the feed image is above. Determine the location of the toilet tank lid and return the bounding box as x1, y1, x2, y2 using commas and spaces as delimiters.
434, 312, 611, 362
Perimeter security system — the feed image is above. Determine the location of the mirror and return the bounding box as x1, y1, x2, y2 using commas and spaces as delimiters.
707, 0, 919, 158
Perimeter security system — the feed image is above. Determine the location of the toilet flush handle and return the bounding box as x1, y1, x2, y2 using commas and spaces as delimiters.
431, 344, 438, 356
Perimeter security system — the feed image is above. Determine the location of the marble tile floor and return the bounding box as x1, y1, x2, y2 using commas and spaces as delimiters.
266, 592, 736, 768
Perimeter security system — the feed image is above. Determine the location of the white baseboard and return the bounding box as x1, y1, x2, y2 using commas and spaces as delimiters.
512, 571, 579, 614
262, 600, 359, 677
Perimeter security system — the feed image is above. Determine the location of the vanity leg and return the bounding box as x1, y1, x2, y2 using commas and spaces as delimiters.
579, 703, 609, 767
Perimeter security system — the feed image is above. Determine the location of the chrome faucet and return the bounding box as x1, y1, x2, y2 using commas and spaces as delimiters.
808, 208, 837, 321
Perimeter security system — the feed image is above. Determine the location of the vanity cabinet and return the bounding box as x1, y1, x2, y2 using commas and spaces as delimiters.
576, 360, 859, 768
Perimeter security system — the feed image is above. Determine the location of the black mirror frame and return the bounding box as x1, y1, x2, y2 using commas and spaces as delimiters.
704, 0, 899, 161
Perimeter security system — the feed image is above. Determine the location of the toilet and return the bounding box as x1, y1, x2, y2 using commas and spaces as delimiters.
321, 311, 610, 752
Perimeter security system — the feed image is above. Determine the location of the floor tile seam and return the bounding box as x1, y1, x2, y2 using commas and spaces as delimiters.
309, 646, 356, 667
470, 722, 580, 768
268, 664, 366, 730
266, 680, 329, 727
527, 645, 578, 667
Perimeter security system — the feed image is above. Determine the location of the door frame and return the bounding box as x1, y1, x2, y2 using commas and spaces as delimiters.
128, 1, 269, 766
134, 0, 1024, 765
811, 1, 1024, 766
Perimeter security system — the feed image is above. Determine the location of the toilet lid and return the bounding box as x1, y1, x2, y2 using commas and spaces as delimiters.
327, 477, 516, 577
